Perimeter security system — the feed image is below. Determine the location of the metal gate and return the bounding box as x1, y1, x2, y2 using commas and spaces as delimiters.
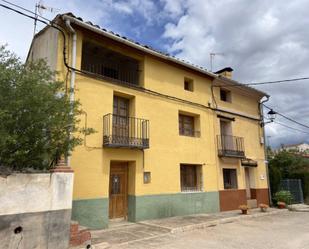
280, 179, 304, 203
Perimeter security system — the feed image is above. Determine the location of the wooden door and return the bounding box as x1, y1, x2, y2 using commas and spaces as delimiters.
113, 96, 129, 144
245, 167, 251, 199
109, 162, 128, 219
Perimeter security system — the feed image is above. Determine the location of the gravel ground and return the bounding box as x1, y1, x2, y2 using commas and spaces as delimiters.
113, 212, 309, 249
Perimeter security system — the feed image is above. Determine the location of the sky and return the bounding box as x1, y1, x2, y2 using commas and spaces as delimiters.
1, 0, 309, 148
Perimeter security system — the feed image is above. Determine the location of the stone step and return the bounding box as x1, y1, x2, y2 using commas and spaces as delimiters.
247, 199, 258, 209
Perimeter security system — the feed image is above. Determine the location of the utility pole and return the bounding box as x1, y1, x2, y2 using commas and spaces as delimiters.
210, 52, 224, 72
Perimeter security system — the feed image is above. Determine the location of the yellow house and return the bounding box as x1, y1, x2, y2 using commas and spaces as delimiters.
28, 13, 270, 229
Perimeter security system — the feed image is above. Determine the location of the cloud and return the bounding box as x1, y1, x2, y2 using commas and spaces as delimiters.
161, 0, 309, 147
1, 0, 308, 147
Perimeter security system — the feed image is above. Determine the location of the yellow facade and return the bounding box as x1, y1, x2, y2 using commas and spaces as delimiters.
29, 14, 269, 229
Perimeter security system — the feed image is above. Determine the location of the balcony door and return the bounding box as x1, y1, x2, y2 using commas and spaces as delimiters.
113, 96, 129, 144
220, 120, 234, 151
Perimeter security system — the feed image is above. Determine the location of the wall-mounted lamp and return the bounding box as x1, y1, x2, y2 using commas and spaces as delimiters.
260, 109, 277, 127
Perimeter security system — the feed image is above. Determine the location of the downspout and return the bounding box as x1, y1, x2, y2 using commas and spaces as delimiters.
259, 95, 272, 205
64, 17, 77, 167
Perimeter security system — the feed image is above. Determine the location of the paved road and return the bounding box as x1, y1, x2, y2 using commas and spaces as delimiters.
114, 212, 309, 249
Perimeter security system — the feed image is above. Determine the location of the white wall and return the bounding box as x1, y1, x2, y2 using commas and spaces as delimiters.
0, 172, 73, 216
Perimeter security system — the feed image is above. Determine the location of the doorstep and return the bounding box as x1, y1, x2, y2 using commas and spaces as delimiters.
88, 208, 288, 248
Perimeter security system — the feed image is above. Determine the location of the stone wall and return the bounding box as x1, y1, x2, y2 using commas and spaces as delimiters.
0, 171, 74, 249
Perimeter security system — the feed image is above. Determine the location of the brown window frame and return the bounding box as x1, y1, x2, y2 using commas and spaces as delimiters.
179, 114, 195, 137
180, 164, 202, 192
223, 168, 238, 189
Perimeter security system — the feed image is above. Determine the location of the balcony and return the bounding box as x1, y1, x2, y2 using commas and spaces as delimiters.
217, 135, 245, 158
103, 113, 149, 149
81, 41, 140, 86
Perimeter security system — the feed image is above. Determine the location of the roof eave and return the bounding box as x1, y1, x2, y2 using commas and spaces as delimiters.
61, 14, 218, 80
214, 75, 269, 98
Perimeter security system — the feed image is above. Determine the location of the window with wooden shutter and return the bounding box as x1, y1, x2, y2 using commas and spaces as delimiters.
179, 114, 195, 136
223, 168, 238, 189
180, 164, 202, 192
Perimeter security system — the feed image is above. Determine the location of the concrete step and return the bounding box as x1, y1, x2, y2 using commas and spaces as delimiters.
247, 199, 257, 209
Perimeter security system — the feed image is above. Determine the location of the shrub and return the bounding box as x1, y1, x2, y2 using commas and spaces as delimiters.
274, 191, 293, 205
0, 46, 94, 172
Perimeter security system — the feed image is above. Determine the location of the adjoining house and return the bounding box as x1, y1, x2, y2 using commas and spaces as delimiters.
280, 142, 309, 153
28, 13, 270, 229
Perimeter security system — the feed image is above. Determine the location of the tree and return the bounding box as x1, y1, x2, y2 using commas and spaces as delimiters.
0, 46, 94, 171
269, 150, 309, 202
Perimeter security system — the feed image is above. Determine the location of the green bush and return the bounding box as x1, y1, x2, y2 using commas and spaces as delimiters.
0, 46, 95, 171
274, 191, 293, 205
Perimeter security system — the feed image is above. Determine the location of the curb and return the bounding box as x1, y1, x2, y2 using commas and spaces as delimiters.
92, 209, 289, 248
170, 209, 288, 234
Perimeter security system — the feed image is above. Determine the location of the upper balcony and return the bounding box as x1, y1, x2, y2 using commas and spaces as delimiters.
103, 113, 149, 149
217, 135, 245, 158
81, 41, 140, 86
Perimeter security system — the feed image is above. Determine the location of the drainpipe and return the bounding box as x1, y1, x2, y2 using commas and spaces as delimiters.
259, 96, 272, 205
64, 17, 77, 167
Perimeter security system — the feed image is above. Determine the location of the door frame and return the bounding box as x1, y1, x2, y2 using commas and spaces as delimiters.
109, 162, 128, 220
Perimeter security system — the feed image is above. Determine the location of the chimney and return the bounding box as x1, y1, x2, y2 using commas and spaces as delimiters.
214, 67, 233, 79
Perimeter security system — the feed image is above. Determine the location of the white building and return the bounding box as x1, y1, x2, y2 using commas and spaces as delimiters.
281, 143, 309, 153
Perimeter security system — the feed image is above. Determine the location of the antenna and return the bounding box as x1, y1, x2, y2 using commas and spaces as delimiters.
210, 52, 224, 72
33, 1, 60, 36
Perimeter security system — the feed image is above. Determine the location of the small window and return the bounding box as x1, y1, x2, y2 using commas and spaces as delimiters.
223, 169, 238, 189
220, 88, 231, 102
180, 164, 202, 192
143, 172, 151, 184
184, 78, 194, 91
179, 114, 195, 137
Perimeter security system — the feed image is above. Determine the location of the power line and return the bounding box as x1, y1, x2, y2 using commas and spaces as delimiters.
1, 0, 51, 22
246, 77, 309, 86
4, 2, 309, 89
0, 3, 49, 25
264, 104, 309, 130
273, 121, 309, 135
214, 76, 309, 89
2, 1, 308, 132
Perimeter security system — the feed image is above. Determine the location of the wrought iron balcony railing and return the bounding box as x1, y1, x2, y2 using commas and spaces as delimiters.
217, 135, 245, 158
103, 113, 149, 149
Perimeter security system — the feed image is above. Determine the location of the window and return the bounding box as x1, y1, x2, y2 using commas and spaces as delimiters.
223, 169, 238, 189
179, 114, 195, 136
143, 172, 151, 184
184, 78, 194, 91
220, 88, 231, 102
180, 164, 202, 192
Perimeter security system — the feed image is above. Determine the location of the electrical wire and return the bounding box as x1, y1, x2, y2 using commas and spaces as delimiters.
5, 1, 309, 89
273, 121, 309, 135
263, 104, 309, 130
248, 77, 309, 86
1, 0, 51, 22
0, 2, 264, 123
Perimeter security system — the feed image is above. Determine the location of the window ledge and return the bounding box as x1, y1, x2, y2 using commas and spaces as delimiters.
180, 190, 204, 194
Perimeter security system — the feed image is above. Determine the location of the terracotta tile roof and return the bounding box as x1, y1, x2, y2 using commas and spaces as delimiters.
52, 13, 268, 97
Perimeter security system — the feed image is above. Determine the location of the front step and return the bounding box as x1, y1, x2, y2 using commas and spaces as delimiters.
247, 199, 257, 208
70, 221, 91, 248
